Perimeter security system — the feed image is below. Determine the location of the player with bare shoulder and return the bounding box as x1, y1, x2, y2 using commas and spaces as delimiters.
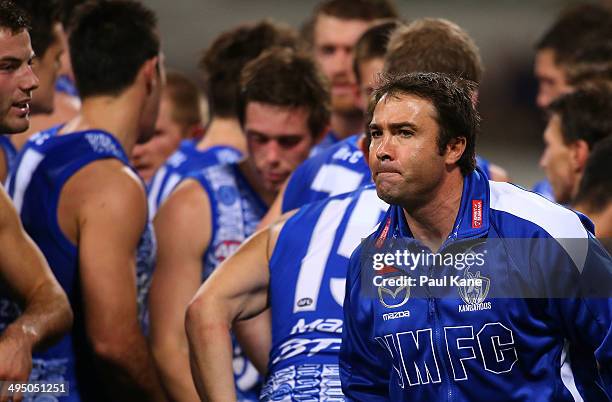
0, 1, 71, 395
5, 2, 167, 401
149, 47, 329, 401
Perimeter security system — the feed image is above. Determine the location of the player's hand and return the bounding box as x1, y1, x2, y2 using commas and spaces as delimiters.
0, 330, 33, 402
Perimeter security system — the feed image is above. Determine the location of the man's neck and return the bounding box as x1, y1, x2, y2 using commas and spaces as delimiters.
60, 91, 143, 155
330, 110, 364, 140
403, 170, 464, 252
237, 159, 277, 207
197, 117, 246, 154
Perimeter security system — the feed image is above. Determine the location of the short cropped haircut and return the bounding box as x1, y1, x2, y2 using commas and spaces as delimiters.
238, 47, 331, 137
547, 84, 612, 150
536, 3, 612, 67
566, 42, 612, 87
69, 0, 159, 98
385, 18, 483, 84
574, 137, 612, 212
367, 72, 479, 175
0, 0, 29, 33
301, 0, 398, 48
165, 70, 203, 128
13, 0, 61, 56
353, 20, 399, 84
199, 20, 297, 119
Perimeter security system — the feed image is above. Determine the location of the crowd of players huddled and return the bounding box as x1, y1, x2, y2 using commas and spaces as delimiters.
0, 0, 610, 401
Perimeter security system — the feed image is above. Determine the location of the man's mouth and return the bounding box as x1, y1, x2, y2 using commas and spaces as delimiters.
12, 100, 31, 115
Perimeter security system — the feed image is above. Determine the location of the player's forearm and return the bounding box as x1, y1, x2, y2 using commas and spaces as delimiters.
234, 311, 271, 375
185, 298, 237, 402
9, 279, 72, 352
152, 339, 201, 402
92, 330, 168, 402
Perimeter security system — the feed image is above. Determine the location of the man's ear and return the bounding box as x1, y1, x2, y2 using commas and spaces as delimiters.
570, 139, 590, 173
141, 56, 160, 94
445, 136, 467, 166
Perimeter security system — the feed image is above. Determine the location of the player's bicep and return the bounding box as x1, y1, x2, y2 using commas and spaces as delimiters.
0, 187, 54, 303
194, 225, 277, 323
77, 173, 146, 338
150, 180, 211, 343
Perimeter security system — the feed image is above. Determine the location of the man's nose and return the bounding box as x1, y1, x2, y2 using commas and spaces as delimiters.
20, 63, 39, 93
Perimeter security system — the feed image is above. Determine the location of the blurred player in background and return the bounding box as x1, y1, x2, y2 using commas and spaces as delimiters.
146, 20, 297, 217
6, 1, 167, 400
532, 3, 612, 200
0, 0, 65, 182
0, 0, 72, 392
302, 0, 398, 155
573, 137, 612, 252
540, 84, 612, 205
149, 47, 330, 402
131, 70, 206, 183
533, 3, 612, 110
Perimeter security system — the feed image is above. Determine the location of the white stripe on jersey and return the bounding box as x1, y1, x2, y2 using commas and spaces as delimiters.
11, 148, 44, 213
489, 181, 589, 273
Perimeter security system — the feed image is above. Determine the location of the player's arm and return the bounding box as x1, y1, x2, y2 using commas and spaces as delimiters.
340, 245, 390, 401
233, 309, 272, 375
185, 216, 287, 402
149, 179, 211, 402
74, 163, 167, 402
0, 187, 72, 384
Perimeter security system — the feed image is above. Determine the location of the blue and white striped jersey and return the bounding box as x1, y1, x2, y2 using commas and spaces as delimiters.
147, 139, 242, 216
262, 185, 388, 401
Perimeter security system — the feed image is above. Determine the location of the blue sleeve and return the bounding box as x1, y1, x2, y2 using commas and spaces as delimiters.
538, 235, 612, 396
340, 244, 390, 401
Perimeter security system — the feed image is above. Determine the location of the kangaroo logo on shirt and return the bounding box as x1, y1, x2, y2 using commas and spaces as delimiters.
458, 267, 491, 312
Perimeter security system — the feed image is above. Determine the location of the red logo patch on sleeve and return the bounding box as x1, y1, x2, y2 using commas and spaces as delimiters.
472, 200, 482, 229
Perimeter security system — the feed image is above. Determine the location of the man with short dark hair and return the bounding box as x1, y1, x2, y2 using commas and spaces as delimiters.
303, 0, 398, 154
540, 84, 612, 204
6, 1, 167, 400
573, 137, 612, 252
150, 47, 330, 402
340, 72, 611, 401
534, 3, 612, 109
146, 20, 296, 217
0, 0, 67, 182
0, 0, 72, 392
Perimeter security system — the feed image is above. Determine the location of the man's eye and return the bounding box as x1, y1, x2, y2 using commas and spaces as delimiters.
0, 63, 17, 71
278, 138, 301, 148
370, 130, 382, 138
252, 135, 268, 144
319, 45, 335, 56
399, 130, 414, 137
